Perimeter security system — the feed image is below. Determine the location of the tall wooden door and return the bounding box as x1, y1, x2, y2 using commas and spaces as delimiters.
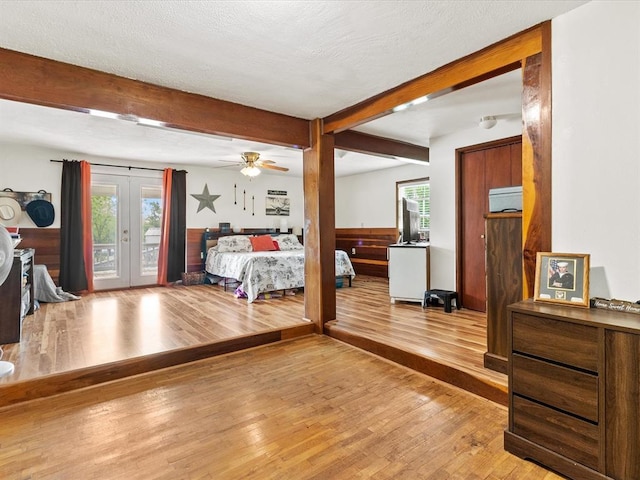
458, 137, 521, 312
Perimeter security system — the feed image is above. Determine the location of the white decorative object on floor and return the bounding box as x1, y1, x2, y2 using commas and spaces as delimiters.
0, 351, 14, 377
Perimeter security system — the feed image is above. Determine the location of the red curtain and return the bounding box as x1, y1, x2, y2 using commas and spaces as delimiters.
80, 160, 94, 292
157, 168, 173, 285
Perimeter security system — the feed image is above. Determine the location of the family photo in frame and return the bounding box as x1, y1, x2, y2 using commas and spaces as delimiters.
534, 252, 590, 307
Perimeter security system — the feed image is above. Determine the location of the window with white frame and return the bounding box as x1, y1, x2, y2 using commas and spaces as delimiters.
397, 178, 430, 239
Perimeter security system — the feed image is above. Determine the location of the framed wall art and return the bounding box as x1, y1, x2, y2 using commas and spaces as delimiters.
534, 252, 590, 307
265, 196, 290, 216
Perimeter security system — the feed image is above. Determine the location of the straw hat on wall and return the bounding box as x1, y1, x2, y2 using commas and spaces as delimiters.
0, 197, 22, 227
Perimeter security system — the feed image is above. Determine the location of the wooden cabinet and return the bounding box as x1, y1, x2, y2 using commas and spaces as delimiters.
0, 248, 34, 344
505, 299, 640, 480
388, 244, 430, 303
484, 213, 522, 373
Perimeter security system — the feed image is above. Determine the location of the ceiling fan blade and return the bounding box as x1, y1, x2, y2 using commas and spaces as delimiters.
257, 159, 276, 165
261, 164, 289, 172
212, 163, 240, 169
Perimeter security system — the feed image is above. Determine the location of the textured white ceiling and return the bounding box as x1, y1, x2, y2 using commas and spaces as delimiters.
0, 0, 588, 176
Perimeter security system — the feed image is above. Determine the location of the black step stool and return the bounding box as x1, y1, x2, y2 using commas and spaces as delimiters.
422, 289, 460, 313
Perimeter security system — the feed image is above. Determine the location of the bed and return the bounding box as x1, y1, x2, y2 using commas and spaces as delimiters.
203, 232, 355, 303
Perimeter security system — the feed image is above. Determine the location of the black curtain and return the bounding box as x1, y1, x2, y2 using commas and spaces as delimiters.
59, 160, 88, 292
166, 170, 187, 282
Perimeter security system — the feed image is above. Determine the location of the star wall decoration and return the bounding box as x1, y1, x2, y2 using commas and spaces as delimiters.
191, 184, 221, 213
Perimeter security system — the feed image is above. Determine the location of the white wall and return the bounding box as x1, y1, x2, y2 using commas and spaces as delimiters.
336, 119, 521, 290
335, 162, 430, 229
552, 0, 640, 300
0, 144, 62, 226
185, 165, 303, 232
0, 143, 304, 232
428, 120, 522, 290
338, 1, 640, 301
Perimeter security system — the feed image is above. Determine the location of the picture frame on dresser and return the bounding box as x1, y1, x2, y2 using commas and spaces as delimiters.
534, 252, 590, 307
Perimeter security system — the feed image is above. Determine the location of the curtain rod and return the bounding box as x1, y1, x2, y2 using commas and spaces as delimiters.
50, 159, 187, 173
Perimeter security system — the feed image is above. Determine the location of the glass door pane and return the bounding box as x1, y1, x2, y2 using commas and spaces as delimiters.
91, 175, 130, 290
130, 179, 162, 286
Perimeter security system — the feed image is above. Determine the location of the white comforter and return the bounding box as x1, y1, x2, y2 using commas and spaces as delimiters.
205, 249, 355, 303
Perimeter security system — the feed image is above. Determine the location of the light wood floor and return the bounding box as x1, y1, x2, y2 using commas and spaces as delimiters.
0, 335, 561, 480
1, 276, 506, 404
1, 282, 309, 383
334, 276, 507, 393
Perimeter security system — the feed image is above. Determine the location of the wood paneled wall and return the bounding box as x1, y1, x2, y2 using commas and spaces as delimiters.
187, 228, 205, 273
17, 228, 61, 283
19, 228, 202, 283
18, 228, 306, 285
335, 228, 397, 278
17, 227, 398, 282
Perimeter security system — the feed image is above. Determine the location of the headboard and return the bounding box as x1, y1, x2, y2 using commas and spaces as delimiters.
200, 228, 292, 267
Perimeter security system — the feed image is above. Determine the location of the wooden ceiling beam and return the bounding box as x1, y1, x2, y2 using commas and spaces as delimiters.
334, 130, 429, 162
323, 25, 543, 134
0, 47, 310, 149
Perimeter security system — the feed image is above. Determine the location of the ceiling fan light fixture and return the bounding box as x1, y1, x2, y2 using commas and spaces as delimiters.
479, 115, 497, 129
241, 165, 261, 177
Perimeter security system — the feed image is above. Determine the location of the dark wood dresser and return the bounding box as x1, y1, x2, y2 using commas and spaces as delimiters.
505, 299, 640, 480
0, 248, 34, 344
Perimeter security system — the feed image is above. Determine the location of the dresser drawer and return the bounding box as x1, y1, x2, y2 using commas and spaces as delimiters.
513, 395, 600, 470
512, 353, 598, 422
512, 312, 598, 372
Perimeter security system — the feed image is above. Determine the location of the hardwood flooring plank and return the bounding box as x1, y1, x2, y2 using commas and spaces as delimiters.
0, 335, 563, 479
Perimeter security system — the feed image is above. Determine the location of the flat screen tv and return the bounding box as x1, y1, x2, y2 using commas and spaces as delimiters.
402, 197, 421, 244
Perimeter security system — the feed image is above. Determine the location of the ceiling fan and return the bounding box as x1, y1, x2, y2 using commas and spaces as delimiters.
233, 151, 289, 177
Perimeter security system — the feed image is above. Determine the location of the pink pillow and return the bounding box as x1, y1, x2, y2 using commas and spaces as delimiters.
250, 234, 277, 252
272, 240, 281, 251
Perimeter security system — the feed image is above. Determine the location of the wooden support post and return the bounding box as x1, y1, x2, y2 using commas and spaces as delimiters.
303, 119, 336, 332
522, 21, 552, 298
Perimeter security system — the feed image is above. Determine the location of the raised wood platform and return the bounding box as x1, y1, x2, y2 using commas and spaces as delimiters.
332, 276, 507, 405
0, 283, 312, 408
0, 276, 506, 409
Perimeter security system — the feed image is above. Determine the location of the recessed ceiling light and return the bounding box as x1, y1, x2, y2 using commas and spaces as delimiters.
88, 109, 120, 119
137, 117, 165, 127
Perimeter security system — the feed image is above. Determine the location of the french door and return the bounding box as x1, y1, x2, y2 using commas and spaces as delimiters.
91, 173, 163, 290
